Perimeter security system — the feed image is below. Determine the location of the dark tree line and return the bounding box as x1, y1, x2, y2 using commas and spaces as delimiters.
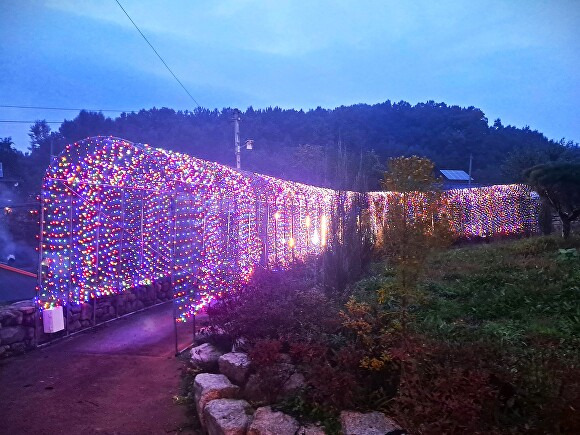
2, 100, 580, 196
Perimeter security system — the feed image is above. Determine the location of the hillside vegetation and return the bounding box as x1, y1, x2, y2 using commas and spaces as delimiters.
2, 101, 579, 194
206, 235, 580, 433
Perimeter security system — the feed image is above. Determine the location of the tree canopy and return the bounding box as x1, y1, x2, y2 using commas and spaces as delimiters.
524, 163, 580, 238
3, 100, 580, 195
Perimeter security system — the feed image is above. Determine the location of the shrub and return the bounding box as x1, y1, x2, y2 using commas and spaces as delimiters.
321, 192, 374, 301
207, 264, 342, 345
248, 339, 282, 367
390, 338, 500, 434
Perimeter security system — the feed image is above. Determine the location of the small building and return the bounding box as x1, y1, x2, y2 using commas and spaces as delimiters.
439, 169, 475, 190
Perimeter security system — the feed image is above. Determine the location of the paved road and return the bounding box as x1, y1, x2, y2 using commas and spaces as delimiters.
0, 302, 199, 434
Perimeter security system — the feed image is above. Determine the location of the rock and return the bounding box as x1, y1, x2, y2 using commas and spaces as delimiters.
298, 424, 327, 435
340, 411, 402, 435
80, 303, 92, 321
0, 326, 26, 345
25, 327, 35, 339
22, 314, 35, 327
16, 306, 35, 315
242, 374, 268, 403
194, 373, 240, 427
69, 304, 82, 314
219, 352, 251, 385
204, 399, 253, 435
232, 337, 248, 352
283, 372, 306, 394
247, 406, 300, 435
191, 342, 225, 370
0, 345, 9, 357
10, 300, 34, 308
69, 320, 82, 331
0, 309, 23, 326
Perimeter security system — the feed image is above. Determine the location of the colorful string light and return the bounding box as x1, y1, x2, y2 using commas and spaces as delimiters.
367, 184, 540, 239
39, 137, 337, 320
39, 137, 540, 320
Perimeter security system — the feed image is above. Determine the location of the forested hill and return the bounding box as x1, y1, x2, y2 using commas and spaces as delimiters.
4, 100, 580, 193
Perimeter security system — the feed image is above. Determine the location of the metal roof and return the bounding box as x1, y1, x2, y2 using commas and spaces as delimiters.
440, 169, 473, 181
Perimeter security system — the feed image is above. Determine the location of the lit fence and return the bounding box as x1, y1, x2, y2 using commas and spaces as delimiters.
38, 137, 540, 321
368, 184, 540, 239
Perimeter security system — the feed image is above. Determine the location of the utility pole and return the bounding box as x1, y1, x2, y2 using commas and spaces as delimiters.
233, 108, 241, 169
468, 153, 473, 188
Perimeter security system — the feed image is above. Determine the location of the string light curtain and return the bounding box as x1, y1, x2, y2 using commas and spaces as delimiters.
39, 137, 540, 320
367, 185, 540, 239
38, 137, 337, 320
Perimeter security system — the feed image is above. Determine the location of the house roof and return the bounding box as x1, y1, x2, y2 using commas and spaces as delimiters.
440, 169, 473, 181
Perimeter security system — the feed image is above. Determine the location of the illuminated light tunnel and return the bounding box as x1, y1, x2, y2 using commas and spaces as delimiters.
38, 136, 346, 322
38, 136, 540, 323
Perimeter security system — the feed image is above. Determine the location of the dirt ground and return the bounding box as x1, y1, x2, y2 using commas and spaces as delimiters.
0, 302, 199, 434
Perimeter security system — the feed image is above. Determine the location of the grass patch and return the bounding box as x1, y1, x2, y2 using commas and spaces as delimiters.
201, 235, 580, 433
418, 236, 580, 349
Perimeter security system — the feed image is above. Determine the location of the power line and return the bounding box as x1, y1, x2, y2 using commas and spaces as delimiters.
114, 0, 201, 109
0, 105, 133, 112
0, 120, 64, 124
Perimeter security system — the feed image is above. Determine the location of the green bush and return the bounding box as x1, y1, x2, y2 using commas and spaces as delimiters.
203, 235, 580, 434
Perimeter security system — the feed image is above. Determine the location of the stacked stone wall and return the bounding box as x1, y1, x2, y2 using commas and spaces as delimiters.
0, 278, 173, 359
0, 301, 36, 358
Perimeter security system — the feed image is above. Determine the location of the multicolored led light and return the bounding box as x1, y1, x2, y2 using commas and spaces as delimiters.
367, 184, 540, 239
39, 137, 337, 320
39, 137, 540, 321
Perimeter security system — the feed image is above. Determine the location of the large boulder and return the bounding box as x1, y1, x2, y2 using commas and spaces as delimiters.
340, 411, 402, 435
219, 352, 251, 385
194, 373, 240, 427
204, 399, 253, 435
247, 406, 300, 435
191, 342, 225, 370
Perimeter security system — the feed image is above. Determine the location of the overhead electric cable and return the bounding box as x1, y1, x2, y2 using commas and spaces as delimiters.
0, 120, 64, 124
113, 0, 201, 108
0, 105, 133, 112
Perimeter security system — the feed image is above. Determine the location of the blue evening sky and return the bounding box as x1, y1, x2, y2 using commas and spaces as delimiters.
1, 0, 579, 152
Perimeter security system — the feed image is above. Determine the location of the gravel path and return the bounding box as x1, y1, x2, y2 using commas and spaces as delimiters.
0, 302, 198, 434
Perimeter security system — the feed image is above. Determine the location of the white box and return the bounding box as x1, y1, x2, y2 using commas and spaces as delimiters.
43, 306, 65, 333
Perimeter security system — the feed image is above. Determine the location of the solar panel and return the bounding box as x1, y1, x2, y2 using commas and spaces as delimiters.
440, 169, 472, 181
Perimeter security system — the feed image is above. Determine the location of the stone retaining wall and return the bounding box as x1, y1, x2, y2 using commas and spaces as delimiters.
0, 301, 36, 358
0, 279, 173, 359
189, 343, 404, 434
